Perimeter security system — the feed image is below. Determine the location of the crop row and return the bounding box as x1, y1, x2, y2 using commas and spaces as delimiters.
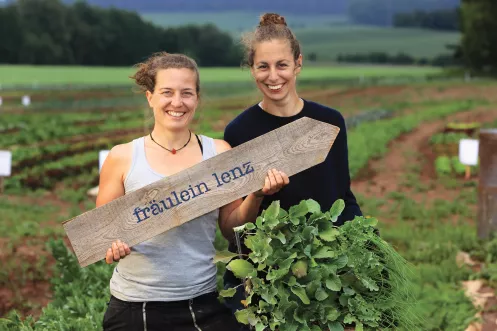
3, 96, 145, 113
0, 109, 142, 128
6, 131, 139, 191
347, 100, 481, 178
4, 102, 481, 192
7, 150, 98, 190
0, 116, 145, 148
1, 87, 133, 103
11, 134, 137, 173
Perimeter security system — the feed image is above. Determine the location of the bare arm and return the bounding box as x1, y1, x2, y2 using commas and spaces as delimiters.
96, 143, 132, 263
96, 144, 130, 207
215, 140, 289, 240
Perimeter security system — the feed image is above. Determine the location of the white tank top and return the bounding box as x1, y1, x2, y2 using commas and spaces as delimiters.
109, 135, 219, 302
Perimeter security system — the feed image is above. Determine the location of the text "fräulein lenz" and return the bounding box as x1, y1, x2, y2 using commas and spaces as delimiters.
133, 161, 255, 223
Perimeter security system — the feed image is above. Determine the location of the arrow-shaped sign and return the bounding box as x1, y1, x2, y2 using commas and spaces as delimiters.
63, 117, 340, 267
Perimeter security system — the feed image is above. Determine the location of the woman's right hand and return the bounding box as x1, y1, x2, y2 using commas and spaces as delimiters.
105, 240, 131, 264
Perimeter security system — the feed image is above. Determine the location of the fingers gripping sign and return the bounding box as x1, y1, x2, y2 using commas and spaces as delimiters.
255, 169, 290, 198
106, 239, 131, 264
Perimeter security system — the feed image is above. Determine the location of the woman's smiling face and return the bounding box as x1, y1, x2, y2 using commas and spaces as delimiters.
251, 39, 302, 103
146, 68, 199, 131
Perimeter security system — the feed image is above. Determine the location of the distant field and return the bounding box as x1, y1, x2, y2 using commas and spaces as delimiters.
0, 65, 444, 86
141, 11, 349, 32
297, 25, 460, 61
141, 11, 460, 62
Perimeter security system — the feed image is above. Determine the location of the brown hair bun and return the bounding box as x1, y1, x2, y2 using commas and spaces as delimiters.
241, 12, 301, 67
259, 13, 287, 27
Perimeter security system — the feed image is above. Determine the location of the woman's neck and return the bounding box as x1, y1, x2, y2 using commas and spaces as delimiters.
260, 93, 303, 117
150, 127, 191, 149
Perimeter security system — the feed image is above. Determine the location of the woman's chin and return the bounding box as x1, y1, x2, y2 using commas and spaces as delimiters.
263, 92, 287, 102
156, 115, 193, 130
161, 120, 191, 132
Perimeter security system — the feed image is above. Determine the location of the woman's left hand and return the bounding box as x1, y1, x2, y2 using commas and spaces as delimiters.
254, 169, 290, 198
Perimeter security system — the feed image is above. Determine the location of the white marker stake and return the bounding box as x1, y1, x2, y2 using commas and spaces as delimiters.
0, 151, 12, 194
87, 150, 110, 198
459, 139, 479, 179
22, 95, 31, 107
99, 150, 110, 172
0, 96, 3, 107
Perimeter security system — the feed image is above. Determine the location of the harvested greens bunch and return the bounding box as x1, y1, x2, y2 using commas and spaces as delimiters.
220, 199, 418, 331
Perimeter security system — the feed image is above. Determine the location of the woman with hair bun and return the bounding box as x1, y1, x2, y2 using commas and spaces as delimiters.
223, 13, 363, 327
97, 51, 289, 331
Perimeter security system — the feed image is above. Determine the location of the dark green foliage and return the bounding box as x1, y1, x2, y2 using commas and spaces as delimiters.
0, 0, 242, 66
393, 9, 460, 31
348, 0, 459, 26
0, 239, 113, 330
460, 0, 497, 74
336, 52, 460, 67
220, 199, 419, 331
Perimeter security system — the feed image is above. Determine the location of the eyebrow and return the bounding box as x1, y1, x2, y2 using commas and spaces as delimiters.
158, 87, 195, 91
256, 60, 290, 65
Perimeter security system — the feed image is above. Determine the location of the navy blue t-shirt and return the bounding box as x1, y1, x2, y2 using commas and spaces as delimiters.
224, 98, 362, 222
224, 100, 362, 284
223, 99, 363, 285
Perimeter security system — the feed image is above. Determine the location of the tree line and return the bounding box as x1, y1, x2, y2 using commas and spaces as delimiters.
460, 0, 497, 75
0, 0, 495, 75
5, 0, 349, 15
393, 8, 459, 31
336, 52, 459, 67
0, 0, 242, 66
348, 0, 459, 26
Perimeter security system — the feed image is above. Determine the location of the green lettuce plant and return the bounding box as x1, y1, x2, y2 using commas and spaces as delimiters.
219, 199, 418, 331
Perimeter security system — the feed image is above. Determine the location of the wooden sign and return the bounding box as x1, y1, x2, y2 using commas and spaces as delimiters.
63, 117, 340, 267
477, 129, 497, 239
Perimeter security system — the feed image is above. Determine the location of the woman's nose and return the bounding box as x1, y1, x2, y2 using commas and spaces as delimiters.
268, 67, 279, 82
171, 94, 182, 107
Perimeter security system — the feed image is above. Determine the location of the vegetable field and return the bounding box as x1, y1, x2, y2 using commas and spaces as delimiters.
0, 65, 443, 86
1, 77, 497, 330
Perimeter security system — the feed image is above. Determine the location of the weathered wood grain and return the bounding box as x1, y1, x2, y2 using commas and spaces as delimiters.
63, 117, 340, 267
477, 129, 497, 239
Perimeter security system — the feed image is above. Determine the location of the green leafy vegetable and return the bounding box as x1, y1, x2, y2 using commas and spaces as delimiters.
222, 199, 418, 330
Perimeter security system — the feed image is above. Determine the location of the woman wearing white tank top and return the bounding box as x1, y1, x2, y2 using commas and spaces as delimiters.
97, 52, 289, 331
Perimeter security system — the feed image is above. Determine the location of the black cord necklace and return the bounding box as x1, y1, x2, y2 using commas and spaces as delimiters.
150, 130, 192, 155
